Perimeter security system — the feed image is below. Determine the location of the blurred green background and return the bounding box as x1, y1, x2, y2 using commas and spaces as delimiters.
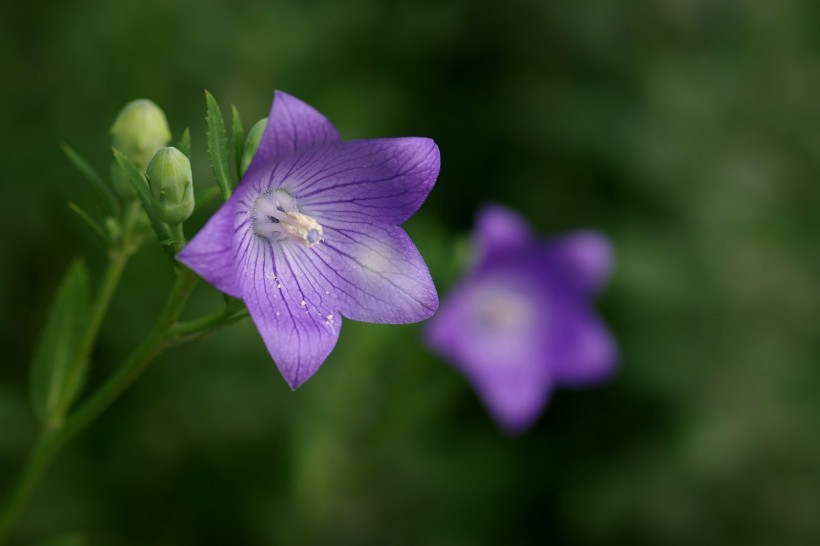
2, 0, 820, 544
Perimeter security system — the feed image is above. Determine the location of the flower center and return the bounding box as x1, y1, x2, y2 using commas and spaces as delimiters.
251, 189, 323, 248
471, 284, 533, 333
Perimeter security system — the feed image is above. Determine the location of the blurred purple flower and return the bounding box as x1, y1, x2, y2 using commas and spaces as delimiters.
179, 91, 439, 389
426, 205, 617, 432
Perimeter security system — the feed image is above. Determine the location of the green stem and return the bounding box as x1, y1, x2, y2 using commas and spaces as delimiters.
51, 201, 144, 427
170, 304, 247, 337
58, 267, 197, 442
52, 250, 129, 424
0, 267, 198, 544
0, 432, 59, 545
168, 223, 185, 247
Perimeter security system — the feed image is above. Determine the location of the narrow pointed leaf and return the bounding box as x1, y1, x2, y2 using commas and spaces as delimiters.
205, 90, 233, 200
231, 104, 245, 181
177, 127, 191, 159
113, 148, 171, 243
61, 144, 120, 216
67, 202, 107, 244
30, 260, 91, 426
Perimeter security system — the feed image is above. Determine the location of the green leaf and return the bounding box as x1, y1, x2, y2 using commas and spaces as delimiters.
177, 127, 191, 159
67, 202, 107, 244
30, 260, 91, 426
61, 144, 120, 216
205, 90, 234, 201
113, 148, 171, 245
231, 104, 245, 181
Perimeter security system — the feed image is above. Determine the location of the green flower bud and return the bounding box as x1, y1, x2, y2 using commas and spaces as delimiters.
110, 99, 172, 200
146, 147, 194, 225
240, 117, 268, 175
110, 99, 172, 171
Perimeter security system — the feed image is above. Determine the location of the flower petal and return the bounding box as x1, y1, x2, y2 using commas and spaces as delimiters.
238, 236, 342, 389
244, 91, 341, 178
306, 223, 438, 323
281, 138, 439, 226
177, 199, 242, 298
473, 370, 553, 433
474, 204, 532, 256
550, 311, 618, 386
425, 277, 551, 433
545, 231, 614, 295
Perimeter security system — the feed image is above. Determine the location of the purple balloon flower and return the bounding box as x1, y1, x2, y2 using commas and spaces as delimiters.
426, 205, 617, 432
179, 91, 439, 389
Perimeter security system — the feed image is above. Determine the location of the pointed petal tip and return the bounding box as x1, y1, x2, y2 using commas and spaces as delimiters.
475, 203, 532, 253
551, 317, 620, 387
486, 388, 551, 435
245, 90, 341, 175
553, 230, 615, 294
282, 370, 308, 391
275, 351, 326, 391
271, 89, 300, 104
496, 415, 540, 436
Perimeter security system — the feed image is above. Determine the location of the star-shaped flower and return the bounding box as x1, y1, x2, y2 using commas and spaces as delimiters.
179, 91, 440, 388
425, 205, 617, 432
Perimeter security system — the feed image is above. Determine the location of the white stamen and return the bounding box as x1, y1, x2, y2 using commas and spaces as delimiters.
472, 284, 533, 332
252, 189, 323, 248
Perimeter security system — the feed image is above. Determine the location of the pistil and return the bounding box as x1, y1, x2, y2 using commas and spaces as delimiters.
252, 190, 323, 248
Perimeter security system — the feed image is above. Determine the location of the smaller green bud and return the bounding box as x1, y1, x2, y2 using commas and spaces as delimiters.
240, 118, 268, 175
111, 99, 172, 171
146, 147, 194, 225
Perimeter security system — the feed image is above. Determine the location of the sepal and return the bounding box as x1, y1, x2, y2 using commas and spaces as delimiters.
204, 90, 234, 201
113, 148, 171, 247
240, 118, 268, 176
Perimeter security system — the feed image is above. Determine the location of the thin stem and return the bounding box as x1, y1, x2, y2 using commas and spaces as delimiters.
52, 251, 128, 425
0, 433, 59, 544
0, 267, 198, 545
170, 304, 247, 337
58, 267, 197, 441
168, 223, 185, 246
167, 310, 248, 348
51, 201, 144, 427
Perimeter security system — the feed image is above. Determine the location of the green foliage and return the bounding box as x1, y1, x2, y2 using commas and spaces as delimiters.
240, 118, 268, 176
3, 1, 820, 545
177, 128, 191, 159
67, 202, 107, 244
204, 90, 234, 201
112, 149, 171, 246
231, 105, 245, 181
61, 144, 120, 216
29, 261, 90, 427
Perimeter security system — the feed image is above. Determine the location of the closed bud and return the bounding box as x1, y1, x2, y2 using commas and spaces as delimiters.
110, 99, 172, 171
240, 117, 268, 175
146, 147, 194, 225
